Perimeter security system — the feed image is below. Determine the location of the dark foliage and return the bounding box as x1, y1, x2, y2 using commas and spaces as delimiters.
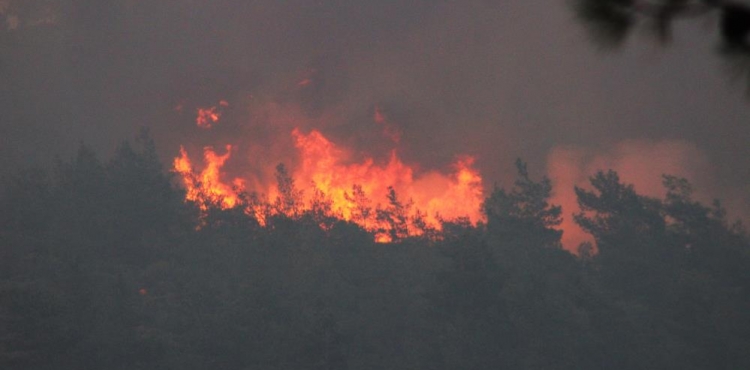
1, 138, 748, 369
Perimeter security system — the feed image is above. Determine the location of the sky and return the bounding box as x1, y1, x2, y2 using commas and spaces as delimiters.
1, 0, 748, 249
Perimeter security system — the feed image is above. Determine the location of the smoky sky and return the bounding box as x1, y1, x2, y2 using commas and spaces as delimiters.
2, 0, 749, 225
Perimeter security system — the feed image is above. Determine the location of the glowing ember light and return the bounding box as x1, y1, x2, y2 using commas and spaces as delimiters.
423, 156, 484, 224
196, 107, 220, 128
195, 101, 228, 128
173, 125, 485, 241
173, 145, 240, 209
290, 128, 415, 222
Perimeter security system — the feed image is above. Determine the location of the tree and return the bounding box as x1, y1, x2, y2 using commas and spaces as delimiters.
8, 137, 750, 369
344, 184, 374, 229
429, 219, 518, 370
483, 159, 563, 250
574, 171, 750, 369
105, 129, 188, 265
273, 163, 303, 218
375, 186, 412, 242
574, 170, 670, 299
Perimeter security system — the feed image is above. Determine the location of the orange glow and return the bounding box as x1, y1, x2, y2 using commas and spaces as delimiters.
196, 107, 220, 128
290, 128, 411, 222
174, 90, 484, 240
547, 140, 711, 253
423, 156, 484, 224
196, 101, 229, 128
173, 145, 240, 209
289, 128, 484, 232
173, 125, 485, 240
373, 105, 401, 143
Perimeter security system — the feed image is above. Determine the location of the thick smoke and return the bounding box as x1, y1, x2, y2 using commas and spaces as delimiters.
2, 0, 749, 242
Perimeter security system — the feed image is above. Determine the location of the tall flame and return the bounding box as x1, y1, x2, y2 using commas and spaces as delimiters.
174, 108, 485, 240
173, 144, 241, 209
195, 101, 229, 128
289, 128, 483, 227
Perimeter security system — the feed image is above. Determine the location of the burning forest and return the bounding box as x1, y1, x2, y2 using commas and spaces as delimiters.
2, 1, 750, 370
172, 97, 484, 241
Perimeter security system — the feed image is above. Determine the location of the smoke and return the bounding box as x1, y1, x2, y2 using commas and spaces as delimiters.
1, 0, 748, 247
547, 140, 716, 251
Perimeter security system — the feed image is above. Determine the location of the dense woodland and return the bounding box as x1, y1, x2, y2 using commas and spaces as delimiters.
1, 134, 749, 370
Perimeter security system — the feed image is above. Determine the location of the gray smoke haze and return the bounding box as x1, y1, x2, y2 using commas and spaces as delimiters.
2, 0, 749, 243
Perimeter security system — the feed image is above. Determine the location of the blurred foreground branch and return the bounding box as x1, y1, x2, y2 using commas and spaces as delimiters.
573, 0, 750, 94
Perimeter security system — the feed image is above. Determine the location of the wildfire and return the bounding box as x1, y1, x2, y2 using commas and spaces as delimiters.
195, 100, 229, 128
174, 105, 485, 241
173, 144, 241, 209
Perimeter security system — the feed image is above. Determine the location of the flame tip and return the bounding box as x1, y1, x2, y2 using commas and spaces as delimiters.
174, 106, 485, 239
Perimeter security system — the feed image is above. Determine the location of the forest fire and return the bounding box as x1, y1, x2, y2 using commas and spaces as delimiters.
173, 144, 241, 209
173, 114, 485, 240
195, 100, 229, 128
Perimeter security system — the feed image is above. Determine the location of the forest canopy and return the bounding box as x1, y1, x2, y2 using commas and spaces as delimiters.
1, 134, 749, 370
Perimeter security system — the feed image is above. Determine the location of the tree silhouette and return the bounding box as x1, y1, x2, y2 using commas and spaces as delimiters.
483, 159, 563, 250
273, 163, 304, 218
4, 131, 750, 369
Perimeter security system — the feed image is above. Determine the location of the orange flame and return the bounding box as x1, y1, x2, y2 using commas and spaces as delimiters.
195, 101, 228, 128
174, 118, 484, 240
290, 128, 413, 220
173, 145, 240, 209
